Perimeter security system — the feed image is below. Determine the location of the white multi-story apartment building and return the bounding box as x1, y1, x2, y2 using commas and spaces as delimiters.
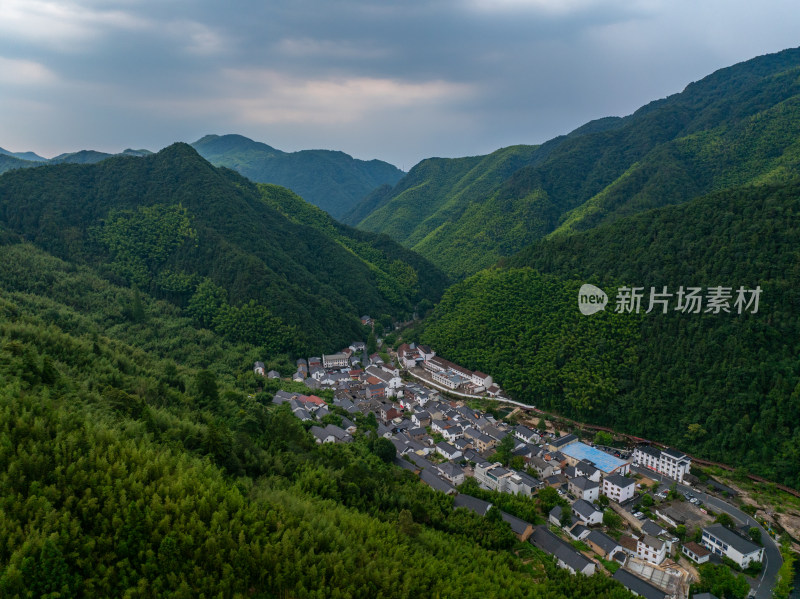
322, 353, 349, 368
636, 534, 667, 565
633, 445, 691, 482
602, 473, 635, 503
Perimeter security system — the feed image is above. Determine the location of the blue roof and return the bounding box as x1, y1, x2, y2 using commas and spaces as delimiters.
561, 442, 627, 474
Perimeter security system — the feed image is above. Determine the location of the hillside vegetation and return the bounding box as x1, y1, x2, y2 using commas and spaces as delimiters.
417, 182, 800, 488
0, 144, 447, 354
193, 134, 405, 219
357, 47, 800, 279
0, 238, 635, 598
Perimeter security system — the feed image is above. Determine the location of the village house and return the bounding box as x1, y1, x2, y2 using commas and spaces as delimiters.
420, 469, 456, 495
463, 427, 497, 452
572, 499, 603, 525
530, 456, 560, 479
612, 569, 668, 599
682, 541, 711, 564
436, 462, 465, 486
549, 505, 564, 527
530, 527, 596, 576
575, 460, 601, 482
568, 476, 600, 502
366, 383, 387, 400
436, 441, 462, 461
253, 361, 265, 376
636, 534, 667, 565
568, 523, 590, 541
514, 425, 539, 444
501, 511, 534, 542
454, 494, 493, 517
470, 371, 493, 389
411, 411, 431, 427
365, 365, 402, 391
586, 530, 623, 559
602, 473, 636, 503
441, 425, 464, 442
701, 524, 764, 568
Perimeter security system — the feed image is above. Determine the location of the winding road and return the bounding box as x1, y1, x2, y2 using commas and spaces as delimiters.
632, 465, 781, 599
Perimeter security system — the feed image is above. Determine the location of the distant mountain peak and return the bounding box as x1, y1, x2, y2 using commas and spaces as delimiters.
191, 134, 404, 219
192, 133, 283, 156
0, 147, 47, 162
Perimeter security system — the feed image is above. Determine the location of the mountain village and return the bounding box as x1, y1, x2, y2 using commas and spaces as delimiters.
255, 339, 770, 599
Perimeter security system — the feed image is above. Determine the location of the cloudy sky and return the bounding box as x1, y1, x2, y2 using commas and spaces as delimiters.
1, 0, 798, 169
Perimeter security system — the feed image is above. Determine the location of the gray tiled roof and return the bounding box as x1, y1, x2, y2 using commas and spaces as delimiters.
530, 527, 593, 573
604, 473, 634, 489
586, 530, 619, 556
453, 494, 492, 516
500, 511, 532, 536
703, 524, 761, 555
612, 569, 667, 599
572, 499, 600, 519
420, 469, 455, 494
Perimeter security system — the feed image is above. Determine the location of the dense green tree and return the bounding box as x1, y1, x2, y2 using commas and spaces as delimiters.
694, 563, 750, 599
195, 369, 219, 406
372, 437, 397, 463
594, 431, 613, 446
748, 527, 762, 545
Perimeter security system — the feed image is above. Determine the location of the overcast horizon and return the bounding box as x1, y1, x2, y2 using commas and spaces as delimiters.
1, 1, 799, 169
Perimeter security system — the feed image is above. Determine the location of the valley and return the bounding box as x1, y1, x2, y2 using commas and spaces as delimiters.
1, 43, 800, 599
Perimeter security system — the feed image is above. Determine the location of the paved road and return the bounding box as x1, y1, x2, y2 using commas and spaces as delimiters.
632, 465, 781, 599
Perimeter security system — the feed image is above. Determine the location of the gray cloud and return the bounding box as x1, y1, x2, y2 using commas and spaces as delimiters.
0, 0, 798, 167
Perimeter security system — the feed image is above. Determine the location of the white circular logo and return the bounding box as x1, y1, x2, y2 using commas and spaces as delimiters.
578, 284, 608, 315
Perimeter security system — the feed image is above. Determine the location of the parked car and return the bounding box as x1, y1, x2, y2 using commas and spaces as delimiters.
634, 512, 645, 519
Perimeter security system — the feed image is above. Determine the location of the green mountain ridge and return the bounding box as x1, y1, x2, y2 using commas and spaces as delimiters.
0, 181, 634, 599
0, 143, 447, 354
356, 46, 800, 280
355, 144, 542, 277
191, 133, 405, 219
417, 181, 800, 488
0, 146, 46, 162
0, 134, 401, 222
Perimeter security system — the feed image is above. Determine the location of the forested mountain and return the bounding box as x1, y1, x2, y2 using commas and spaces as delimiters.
356, 47, 800, 279
416, 181, 800, 488
354, 144, 542, 277
0, 240, 636, 598
0, 147, 45, 162
0, 154, 33, 175
0, 147, 153, 175
0, 143, 448, 354
192, 134, 405, 219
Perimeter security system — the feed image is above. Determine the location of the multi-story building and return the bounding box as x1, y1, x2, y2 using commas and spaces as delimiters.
322, 353, 349, 368
602, 473, 635, 503
632, 445, 691, 482
568, 476, 600, 502
701, 524, 764, 568
636, 534, 667, 565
